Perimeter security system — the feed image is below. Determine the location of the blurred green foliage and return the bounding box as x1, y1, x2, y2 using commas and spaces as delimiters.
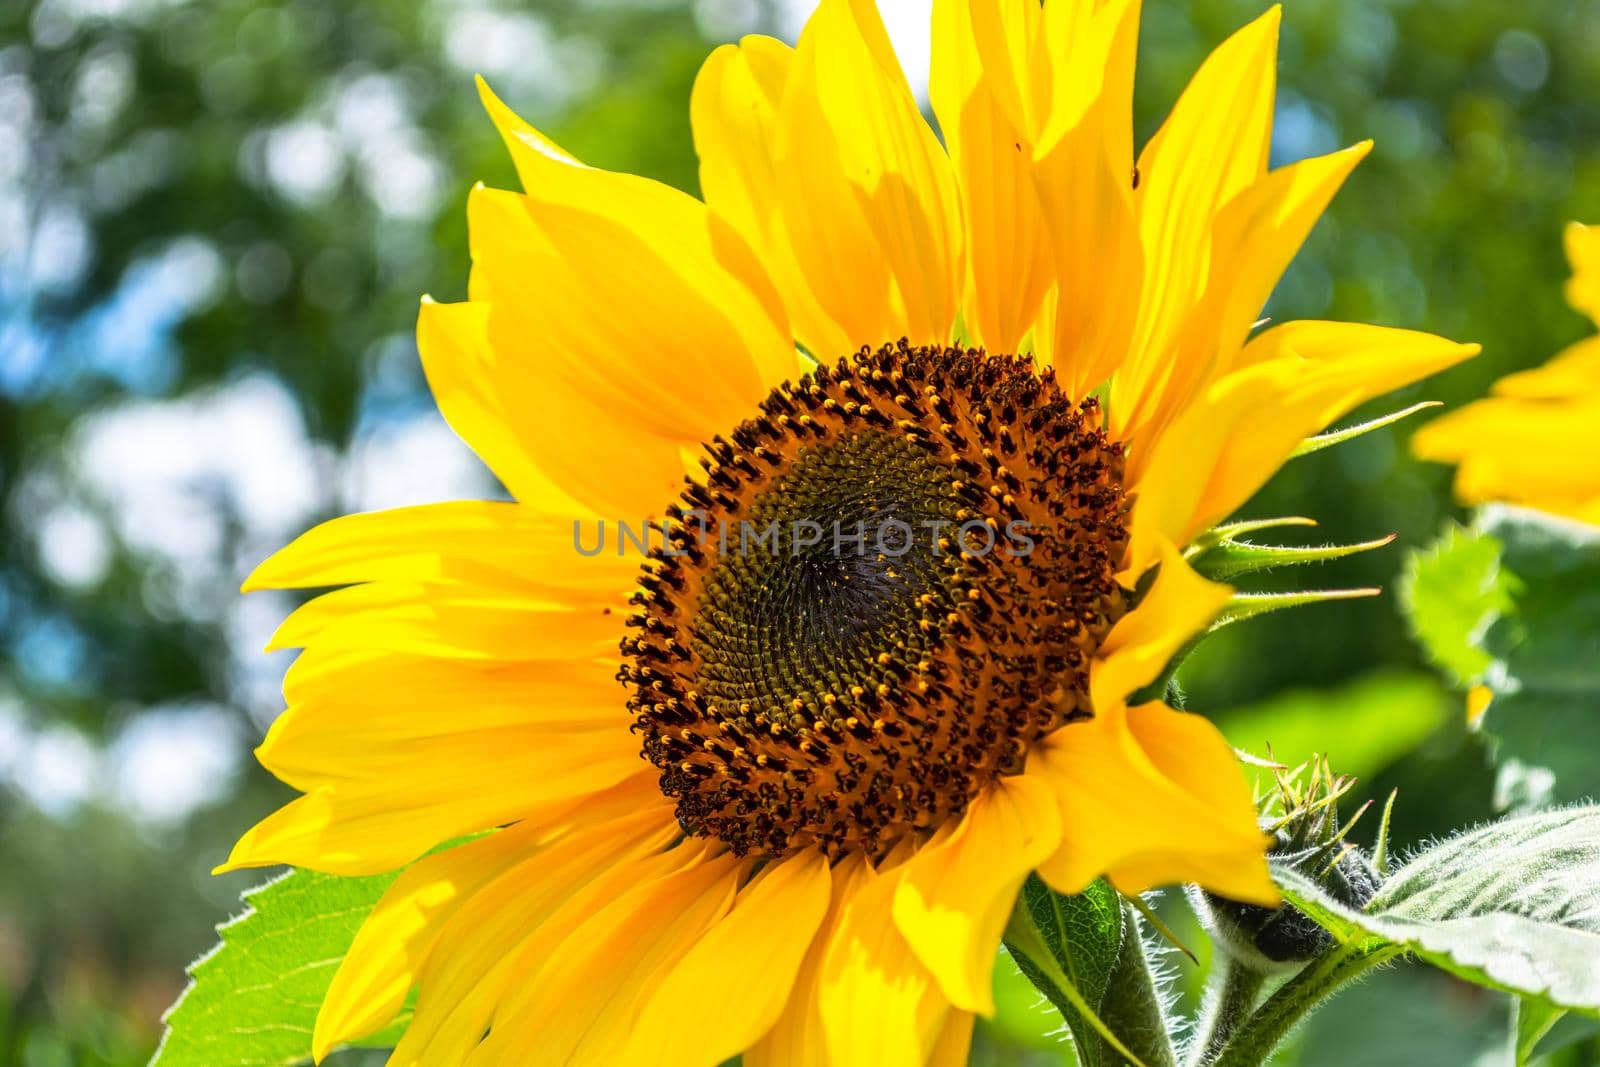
1408, 506, 1600, 811
2, 0, 1600, 1063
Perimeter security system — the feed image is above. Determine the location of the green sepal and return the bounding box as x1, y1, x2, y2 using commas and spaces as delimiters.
1291, 400, 1441, 458
1134, 585, 1384, 707
1185, 516, 1318, 556
1191, 534, 1395, 582
1213, 587, 1380, 628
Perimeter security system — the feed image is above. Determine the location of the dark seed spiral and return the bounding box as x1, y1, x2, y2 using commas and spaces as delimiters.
620, 341, 1129, 859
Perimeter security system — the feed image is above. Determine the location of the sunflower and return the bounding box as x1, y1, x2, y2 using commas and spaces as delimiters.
1414, 221, 1600, 526
221, 1, 1476, 1063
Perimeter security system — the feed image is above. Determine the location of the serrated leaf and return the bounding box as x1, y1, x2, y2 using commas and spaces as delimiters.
1398, 522, 1513, 685
1479, 505, 1600, 694
1004, 875, 1137, 1067
151, 867, 400, 1067
1274, 806, 1600, 1017
1404, 508, 1600, 808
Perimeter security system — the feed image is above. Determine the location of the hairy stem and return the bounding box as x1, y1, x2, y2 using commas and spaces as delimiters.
1211, 945, 1399, 1067
1188, 960, 1266, 1067
1098, 899, 1178, 1067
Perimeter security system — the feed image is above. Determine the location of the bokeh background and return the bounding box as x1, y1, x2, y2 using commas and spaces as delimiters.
2, 0, 1598, 1063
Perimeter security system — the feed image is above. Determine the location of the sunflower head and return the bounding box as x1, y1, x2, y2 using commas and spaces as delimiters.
623, 341, 1128, 858
215, 2, 1481, 1063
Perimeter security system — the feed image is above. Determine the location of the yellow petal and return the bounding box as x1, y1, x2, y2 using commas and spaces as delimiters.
774, 0, 964, 351
930, 0, 1054, 354
258, 712, 628, 795
819, 852, 953, 1067
964, 1, 1051, 139
692, 37, 851, 362
418, 296, 687, 518
1038, 0, 1136, 164
476, 79, 795, 391
1413, 393, 1600, 518
466, 183, 778, 448
744, 853, 875, 1067
463, 846, 745, 1066
1112, 6, 1280, 436
1032, 701, 1275, 905
893, 774, 1061, 1015
928, 1009, 976, 1067
1208, 142, 1371, 365
622, 851, 833, 1065
1208, 320, 1478, 502
692, 38, 792, 246
389, 809, 687, 1067
414, 299, 587, 510
268, 652, 626, 766
1112, 701, 1277, 903
1134, 141, 1373, 446
241, 500, 631, 595
266, 580, 623, 661
1031, 0, 1142, 395
314, 824, 542, 1059
1128, 322, 1478, 572
1492, 336, 1600, 400
1094, 541, 1232, 710
1466, 685, 1493, 725
1565, 220, 1600, 325
217, 755, 657, 876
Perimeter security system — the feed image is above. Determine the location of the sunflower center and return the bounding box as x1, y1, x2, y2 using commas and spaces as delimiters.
621, 341, 1129, 859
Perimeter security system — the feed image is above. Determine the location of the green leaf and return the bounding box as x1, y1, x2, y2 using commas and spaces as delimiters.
1403, 508, 1600, 807
1004, 875, 1150, 1067
1398, 522, 1513, 685
1479, 505, 1600, 693
1483, 691, 1600, 810
1275, 805, 1600, 1018
1513, 998, 1565, 1065
152, 867, 401, 1067
1525, 1013, 1600, 1063
1215, 669, 1453, 783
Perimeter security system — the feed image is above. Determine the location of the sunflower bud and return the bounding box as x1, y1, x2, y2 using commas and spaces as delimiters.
1196, 758, 1384, 973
